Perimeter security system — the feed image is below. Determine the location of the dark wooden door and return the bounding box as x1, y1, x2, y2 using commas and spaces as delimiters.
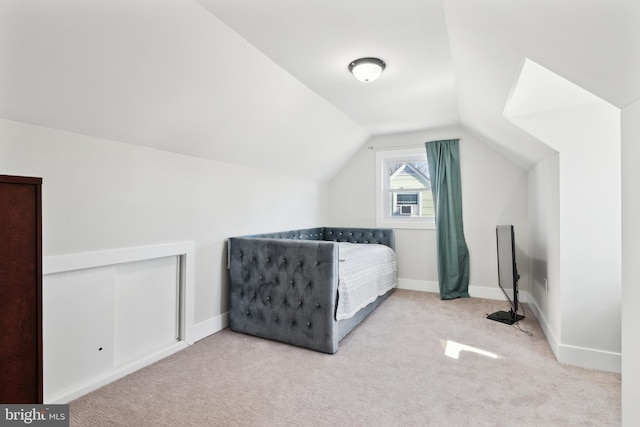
0, 175, 43, 403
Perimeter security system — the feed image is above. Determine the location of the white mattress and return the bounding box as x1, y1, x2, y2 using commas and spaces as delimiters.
335, 242, 397, 321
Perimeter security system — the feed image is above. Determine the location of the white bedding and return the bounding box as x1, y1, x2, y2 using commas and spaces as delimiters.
335, 242, 397, 321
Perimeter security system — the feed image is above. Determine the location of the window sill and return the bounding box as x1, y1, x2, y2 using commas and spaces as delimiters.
376, 218, 436, 230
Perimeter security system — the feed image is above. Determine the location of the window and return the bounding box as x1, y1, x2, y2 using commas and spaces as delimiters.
376, 148, 435, 229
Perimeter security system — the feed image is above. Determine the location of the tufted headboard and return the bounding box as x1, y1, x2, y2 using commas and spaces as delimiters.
227, 226, 394, 353
243, 227, 394, 250
322, 227, 394, 250
245, 227, 325, 242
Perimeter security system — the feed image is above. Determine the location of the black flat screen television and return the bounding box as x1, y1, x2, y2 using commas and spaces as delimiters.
487, 225, 524, 325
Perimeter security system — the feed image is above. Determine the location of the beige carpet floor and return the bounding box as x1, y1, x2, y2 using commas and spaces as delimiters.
69, 290, 620, 426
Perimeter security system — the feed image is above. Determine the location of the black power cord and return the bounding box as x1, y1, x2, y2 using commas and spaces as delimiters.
512, 302, 533, 336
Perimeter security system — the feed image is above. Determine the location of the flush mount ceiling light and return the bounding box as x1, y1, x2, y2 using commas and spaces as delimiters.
348, 57, 386, 83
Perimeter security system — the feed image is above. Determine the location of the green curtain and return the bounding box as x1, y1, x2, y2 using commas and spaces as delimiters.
425, 139, 470, 300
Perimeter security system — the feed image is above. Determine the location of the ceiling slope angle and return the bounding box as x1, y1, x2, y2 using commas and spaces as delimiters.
443, 0, 639, 169
505, 59, 611, 120
195, 0, 461, 136
0, 0, 368, 182
504, 59, 620, 152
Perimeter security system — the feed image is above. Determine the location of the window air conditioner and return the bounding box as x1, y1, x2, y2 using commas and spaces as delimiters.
400, 205, 413, 215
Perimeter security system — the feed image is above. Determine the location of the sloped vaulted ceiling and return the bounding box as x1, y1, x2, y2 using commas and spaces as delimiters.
444, 0, 640, 168
1, 0, 639, 177
197, 0, 639, 169
195, 0, 460, 136
0, 0, 368, 182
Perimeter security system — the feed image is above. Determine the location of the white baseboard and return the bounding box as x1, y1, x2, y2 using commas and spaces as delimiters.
397, 278, 440, 293
559, 343, 621, 373
396, 278, 531, 303
525, 298, 561, 356
396, 278, 619, 372
527, 298, 621, 373
45, 342, 188, 404
192, 311, 230, 342
45, 312, 231, 404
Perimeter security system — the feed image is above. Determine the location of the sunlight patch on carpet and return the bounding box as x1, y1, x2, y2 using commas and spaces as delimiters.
442, 340, 503, 360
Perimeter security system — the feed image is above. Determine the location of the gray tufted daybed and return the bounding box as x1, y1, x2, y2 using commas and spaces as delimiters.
227, 227, 396, 354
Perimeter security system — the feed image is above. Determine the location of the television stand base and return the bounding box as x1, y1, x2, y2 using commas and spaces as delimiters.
487, 310, 524, 325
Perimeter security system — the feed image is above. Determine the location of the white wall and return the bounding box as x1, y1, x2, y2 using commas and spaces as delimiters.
0, 118, 329, 331
527, 154, 561, 350
512, 101, 621, 371
328, 126, 529, 298
621, 98, 640, 426
0, 0, 368, 183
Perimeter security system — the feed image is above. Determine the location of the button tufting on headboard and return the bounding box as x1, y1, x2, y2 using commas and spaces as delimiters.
227, 226, 394, 354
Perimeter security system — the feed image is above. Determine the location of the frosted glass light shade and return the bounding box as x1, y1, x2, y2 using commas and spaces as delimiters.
348, 57, 386, 83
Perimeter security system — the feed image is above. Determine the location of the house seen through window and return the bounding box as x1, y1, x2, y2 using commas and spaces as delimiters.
376, 148, 435, 229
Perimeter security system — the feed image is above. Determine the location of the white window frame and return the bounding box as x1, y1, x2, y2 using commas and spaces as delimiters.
375, 148, 436, 230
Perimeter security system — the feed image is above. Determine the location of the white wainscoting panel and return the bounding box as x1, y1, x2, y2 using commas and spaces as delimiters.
43, 242, 195, 403
113, 256, 179, 367
43, 266, 116, 400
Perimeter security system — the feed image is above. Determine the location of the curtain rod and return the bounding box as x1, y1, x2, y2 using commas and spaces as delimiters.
367, 138, 462, 151
367, 142, 426, 150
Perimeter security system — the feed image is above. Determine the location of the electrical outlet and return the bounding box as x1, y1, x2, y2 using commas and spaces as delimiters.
544, 278, 548, 295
